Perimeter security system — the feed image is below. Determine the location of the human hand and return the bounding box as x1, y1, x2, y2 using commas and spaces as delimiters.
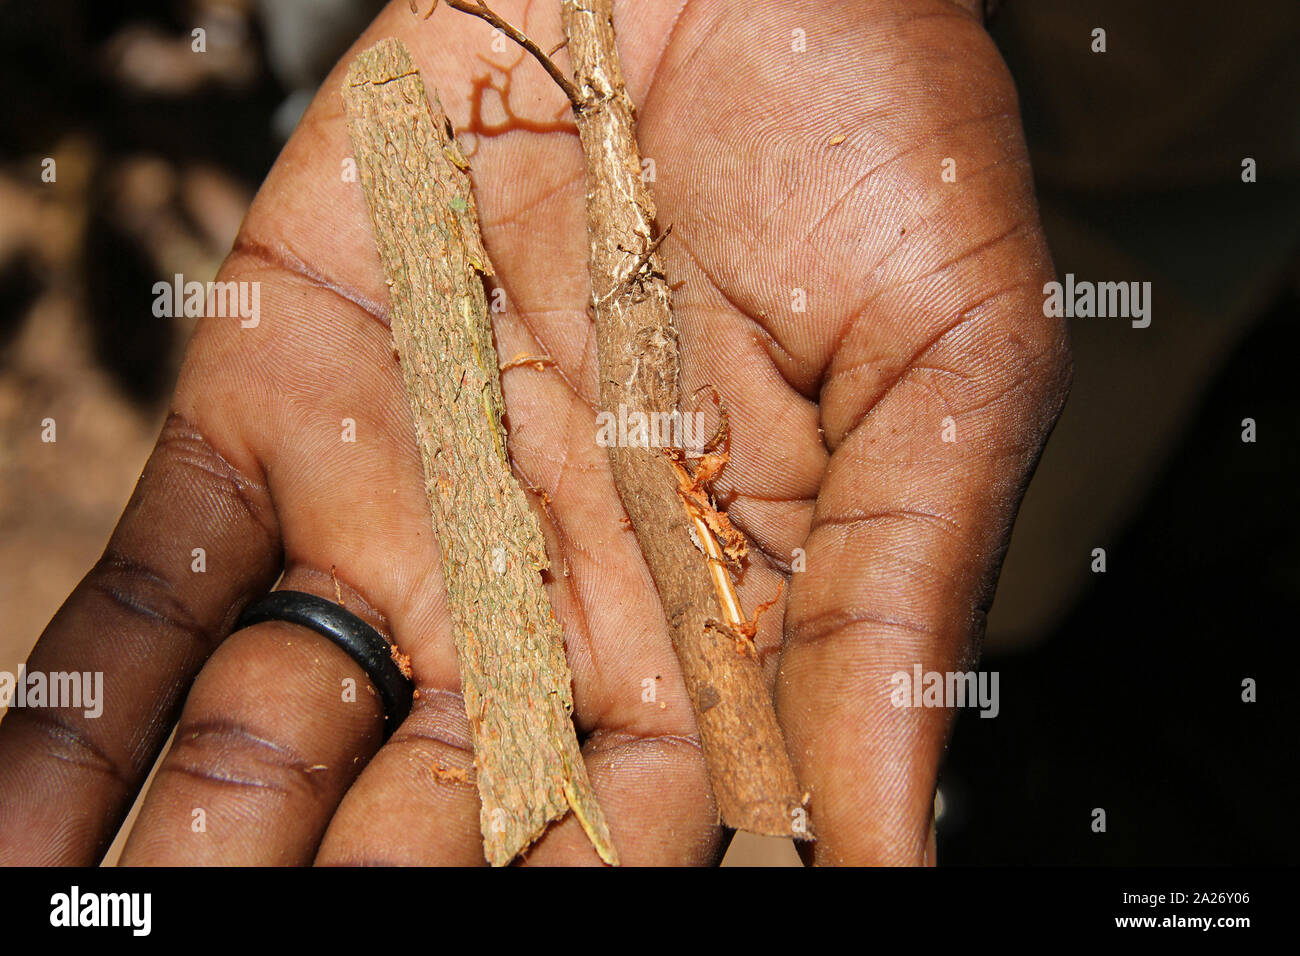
0, 0, 1067, 865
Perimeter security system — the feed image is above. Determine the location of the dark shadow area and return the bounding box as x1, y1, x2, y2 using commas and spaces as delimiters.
0, 254, 42, 355
0, 0, 285, 407
939, 290, 1299, 864
80, 202, 177, 405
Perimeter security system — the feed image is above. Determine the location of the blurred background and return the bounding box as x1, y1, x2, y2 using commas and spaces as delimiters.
0, 0, 1296, 865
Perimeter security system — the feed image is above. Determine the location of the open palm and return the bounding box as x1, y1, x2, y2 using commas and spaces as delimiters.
0, 0, 1068, 865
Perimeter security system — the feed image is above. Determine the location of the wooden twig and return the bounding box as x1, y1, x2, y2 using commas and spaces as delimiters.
558, 0, 808, 837
343, 38, 617, 866
429, 0, 585, 109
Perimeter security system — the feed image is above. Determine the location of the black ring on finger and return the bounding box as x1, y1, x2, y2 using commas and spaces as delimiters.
234, 590, 413, 737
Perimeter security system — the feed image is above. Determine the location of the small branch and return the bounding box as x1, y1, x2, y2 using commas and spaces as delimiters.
560, 0, 809, 838
434, 0, 585, 110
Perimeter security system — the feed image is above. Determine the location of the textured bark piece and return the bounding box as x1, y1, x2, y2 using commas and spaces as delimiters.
560, 0, 809, 838
343, 38, 617, 866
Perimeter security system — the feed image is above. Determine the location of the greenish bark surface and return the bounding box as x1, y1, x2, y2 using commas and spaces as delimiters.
343, 37, 616, 866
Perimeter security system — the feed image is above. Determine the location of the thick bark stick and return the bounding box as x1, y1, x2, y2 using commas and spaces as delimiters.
343, 38, 617, 865
560, 0, 808, 837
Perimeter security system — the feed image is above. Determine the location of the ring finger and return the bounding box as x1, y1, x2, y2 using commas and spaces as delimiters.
118, 566, 390, 865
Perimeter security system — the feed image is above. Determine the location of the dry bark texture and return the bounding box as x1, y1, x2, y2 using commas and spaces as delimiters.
343, 38, 616, 866
560, 0, 808, 837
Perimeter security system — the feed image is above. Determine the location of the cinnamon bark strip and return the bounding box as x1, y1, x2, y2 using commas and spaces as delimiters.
343, 37, 617, 865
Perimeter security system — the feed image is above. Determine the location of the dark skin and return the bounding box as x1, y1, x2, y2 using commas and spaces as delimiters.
0, 0, 1068, 865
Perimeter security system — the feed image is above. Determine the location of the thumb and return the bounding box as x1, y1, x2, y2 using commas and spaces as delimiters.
775, 237, 1069, 866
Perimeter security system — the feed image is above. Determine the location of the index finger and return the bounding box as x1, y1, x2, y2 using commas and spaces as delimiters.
0, 415, 281, 864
